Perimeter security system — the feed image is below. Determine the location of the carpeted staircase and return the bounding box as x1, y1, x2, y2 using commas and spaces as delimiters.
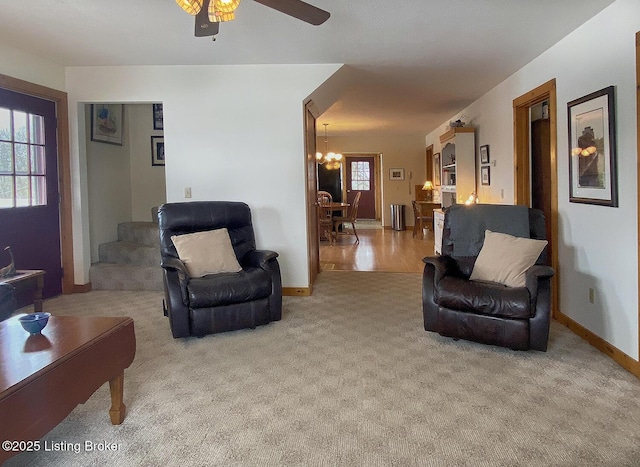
89, 221, 163, 291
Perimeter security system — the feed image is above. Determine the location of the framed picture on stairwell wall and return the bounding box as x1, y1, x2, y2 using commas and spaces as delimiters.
91, 104, 124, 145
151, 136, 165, 166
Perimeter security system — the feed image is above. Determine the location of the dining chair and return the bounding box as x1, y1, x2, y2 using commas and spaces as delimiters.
317, 191, 334, 242
412, 200, 433, 238
332, 192, 362, 244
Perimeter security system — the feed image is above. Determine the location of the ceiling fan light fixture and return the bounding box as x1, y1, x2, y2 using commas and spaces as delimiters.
176, 0, 203, 15
209, 0, 241, 22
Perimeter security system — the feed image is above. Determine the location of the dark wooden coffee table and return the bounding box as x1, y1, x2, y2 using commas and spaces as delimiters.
3, 270, 45, 312
0, 315, 136, 463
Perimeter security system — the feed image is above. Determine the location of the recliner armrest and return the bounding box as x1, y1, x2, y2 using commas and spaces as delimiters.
161, 256, 189, 275
241, 249, 279, 269
422, 255, 461, 283
526, 265, 554, 281
525, 264, 554, 296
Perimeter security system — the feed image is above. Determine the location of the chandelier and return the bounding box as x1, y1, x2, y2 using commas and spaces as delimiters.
176, 0, 241, 22
316, 123, 342, 170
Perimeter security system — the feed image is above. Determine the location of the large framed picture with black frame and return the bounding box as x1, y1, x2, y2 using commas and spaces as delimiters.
567, 86, 618, 207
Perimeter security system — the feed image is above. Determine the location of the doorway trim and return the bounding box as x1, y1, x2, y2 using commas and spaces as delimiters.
0, 73, 74, 294
513, 79, 558, 316
630, 32, 640, 378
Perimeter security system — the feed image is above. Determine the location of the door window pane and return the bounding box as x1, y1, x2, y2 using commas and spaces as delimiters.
29, 114, 45, 144
30, 146, 46, 175
15, 176, 29, 207
13, 111, 27, 143
31, 176, 46, 205
0, 142, 12, 173
0, 108, 10, 140
0, 175, 13, 207
15, 143, 29, 174
351, 161, 371, 191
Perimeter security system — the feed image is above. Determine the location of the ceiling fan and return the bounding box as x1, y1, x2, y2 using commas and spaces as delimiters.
176, 0, 331, 38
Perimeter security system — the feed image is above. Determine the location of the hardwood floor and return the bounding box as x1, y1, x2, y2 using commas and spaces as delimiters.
319, 227, 435, 273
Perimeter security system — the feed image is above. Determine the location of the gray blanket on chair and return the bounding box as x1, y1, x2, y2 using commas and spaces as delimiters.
447, 204, 529, 257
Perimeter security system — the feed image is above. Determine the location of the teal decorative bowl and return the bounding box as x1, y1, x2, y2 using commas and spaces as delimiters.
18, 312, 51, 335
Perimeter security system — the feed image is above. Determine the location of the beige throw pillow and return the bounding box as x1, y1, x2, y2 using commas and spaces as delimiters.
469, 230, 547, 288
171, 228, 242, 277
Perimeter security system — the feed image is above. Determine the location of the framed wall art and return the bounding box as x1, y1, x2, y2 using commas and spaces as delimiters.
480, 145, 490, 164
433, 153, 441, 186
567, 86, 617, 207
481, 166, 490, 186
91, 104, 124, 145
153, 103, 164, 130
151, 136, 165, 166
389, 168, 405, 181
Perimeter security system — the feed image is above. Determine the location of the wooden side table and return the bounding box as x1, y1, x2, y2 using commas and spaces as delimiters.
2, 270, 45, 312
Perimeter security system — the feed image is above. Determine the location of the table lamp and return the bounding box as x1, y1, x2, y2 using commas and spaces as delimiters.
421, 180, 434, 201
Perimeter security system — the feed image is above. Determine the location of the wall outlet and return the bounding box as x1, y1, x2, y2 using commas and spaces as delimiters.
588, 287, 595, 304
184, 187, 192, 198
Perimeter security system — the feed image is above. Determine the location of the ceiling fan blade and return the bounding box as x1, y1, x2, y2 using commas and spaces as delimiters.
195, 2, 220, 37
253, 0, 330, 26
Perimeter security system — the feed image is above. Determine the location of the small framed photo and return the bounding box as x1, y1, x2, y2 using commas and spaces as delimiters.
151, 136, 165, 166
568, 86, 617, 207
389, 168, 405, 181
91, 104, 124, 145
481, 166, 490, 186
153, 103, 163, 130
480, 145, 490, 164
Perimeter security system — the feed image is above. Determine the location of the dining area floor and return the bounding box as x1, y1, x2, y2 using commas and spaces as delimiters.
320, 225, 435, 273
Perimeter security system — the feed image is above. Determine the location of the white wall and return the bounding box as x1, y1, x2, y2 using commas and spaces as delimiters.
128, 104, 166, 222
0, 43, 65, 91
65, 64, 341, 288
86, 104, 167, 262
322, 133, 426, 226
86, 105, 133, 262
426, 0, 639, 360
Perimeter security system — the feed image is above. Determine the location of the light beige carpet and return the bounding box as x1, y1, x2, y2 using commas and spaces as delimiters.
6, 271, 640, 466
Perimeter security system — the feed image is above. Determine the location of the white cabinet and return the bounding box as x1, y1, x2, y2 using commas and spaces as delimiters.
438, 127, 476, 208
433, 209, 445, 255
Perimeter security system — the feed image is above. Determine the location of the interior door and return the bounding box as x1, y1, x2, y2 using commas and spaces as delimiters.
531, 118, 552, 265
345, 155, 375, 219
0, 87, 62, 300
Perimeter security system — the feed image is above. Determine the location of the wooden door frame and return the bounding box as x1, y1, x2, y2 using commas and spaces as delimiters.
343, 153, 382, 221
636, 31, 640, 369
513, 79, 558, 316
303, 100, 319, 296
425, 144, 434, 182
0, 73, 74, 294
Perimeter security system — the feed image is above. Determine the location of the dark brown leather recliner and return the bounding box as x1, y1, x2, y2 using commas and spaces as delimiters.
422, 204, 554, 351
158, 201, 282, 338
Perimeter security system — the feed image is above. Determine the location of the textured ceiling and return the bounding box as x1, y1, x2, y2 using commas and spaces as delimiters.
0, 0, 616, 136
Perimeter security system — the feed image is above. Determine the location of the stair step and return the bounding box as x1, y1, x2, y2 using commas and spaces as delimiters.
90, 263, 163, 291
117, 222, 159, 247
98, 241, 160, 267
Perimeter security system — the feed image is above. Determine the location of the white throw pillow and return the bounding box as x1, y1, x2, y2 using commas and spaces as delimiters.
171, 228, 242, 277
469, 230, 547, 288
